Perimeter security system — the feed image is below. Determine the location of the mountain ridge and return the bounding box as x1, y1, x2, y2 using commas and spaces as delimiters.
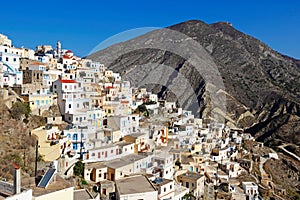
88, 20, 300, 147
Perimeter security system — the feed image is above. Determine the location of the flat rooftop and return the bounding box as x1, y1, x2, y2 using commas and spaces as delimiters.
106, 154, 146, 169
32, 175, 72, 197
242, 182, 258, 187
174, 184, 189, 196
116, 175, 156, 195
152, 178, 173, 187
89, 141, 132, 151
178, 172, 203, 180
85, 162, 107, 170
125, 133, 146, 138
74, 189, 95, 200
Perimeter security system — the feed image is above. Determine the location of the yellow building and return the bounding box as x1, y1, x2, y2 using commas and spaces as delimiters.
84, 162, 108, 183
177, 172, 205, 197
29, 93, 56, 115
123, 133, 148, 153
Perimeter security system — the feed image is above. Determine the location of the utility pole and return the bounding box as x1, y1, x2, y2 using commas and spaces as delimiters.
78, 125, 88, 160
35, 140, 38, 177
23, 149, 26, 167
80, 127, 83, 160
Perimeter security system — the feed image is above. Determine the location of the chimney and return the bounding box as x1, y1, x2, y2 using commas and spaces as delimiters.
13, 163, 21, 194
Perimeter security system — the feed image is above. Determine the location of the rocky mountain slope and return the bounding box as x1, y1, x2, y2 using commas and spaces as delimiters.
0, 89, 48, 180
88, 20, 300, 148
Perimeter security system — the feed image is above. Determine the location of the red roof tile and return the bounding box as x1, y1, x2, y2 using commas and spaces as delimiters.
29, 61, 46, 66
63, 55, 71, 59
59, 79, 76, 83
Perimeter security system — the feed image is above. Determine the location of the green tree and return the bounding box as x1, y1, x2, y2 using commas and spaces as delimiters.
74, 160, 84, 177
183, 192, 196, 200
10, 101, 31, 120
136, 104, 149, 117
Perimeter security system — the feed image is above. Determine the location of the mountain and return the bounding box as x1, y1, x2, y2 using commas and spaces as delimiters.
88, 20, 300, 148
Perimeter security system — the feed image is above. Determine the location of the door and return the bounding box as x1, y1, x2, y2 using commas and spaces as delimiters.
111, 173, 115, 181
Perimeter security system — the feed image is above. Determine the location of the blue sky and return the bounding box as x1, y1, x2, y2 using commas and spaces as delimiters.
1, 0, 300, 59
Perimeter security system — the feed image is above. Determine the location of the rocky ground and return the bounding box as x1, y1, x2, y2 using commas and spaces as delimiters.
243, 140, 300, 200
0, 90, 49, 180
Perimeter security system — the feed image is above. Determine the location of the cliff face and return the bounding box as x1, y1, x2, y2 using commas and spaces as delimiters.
88, 20, 300, 146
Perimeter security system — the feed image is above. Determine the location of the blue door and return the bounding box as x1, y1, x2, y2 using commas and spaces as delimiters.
189, 166, 193, 172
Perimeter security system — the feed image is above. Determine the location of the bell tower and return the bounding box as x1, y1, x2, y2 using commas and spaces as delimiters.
56, 40, 61, 58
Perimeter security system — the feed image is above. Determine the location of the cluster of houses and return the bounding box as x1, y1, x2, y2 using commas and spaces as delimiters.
0, 34, 265, 200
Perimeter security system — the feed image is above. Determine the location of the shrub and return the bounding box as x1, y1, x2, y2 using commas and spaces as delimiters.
81, 179, 87, 185
10, 101, 31, 120
74, 160, 84, 177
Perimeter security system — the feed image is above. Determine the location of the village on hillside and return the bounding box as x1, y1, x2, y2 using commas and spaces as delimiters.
0, 33, 287, 200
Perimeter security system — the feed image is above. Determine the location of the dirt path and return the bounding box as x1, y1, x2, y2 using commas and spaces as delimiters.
278, 144, 300, 162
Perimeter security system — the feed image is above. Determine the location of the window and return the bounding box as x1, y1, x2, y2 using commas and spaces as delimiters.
69, 104, 71, 108
186, 182, 189, 188
13, 58, 16, 62
170, 185, 172, 190
111, 150, 113, 154
73, 143, 78, 150
4, 49, 7, 53
164, 187, 166, 192
192, 183, 194, 187
73, 133, 78, 140
6, 57, 8, 61
99, 174, 101, 178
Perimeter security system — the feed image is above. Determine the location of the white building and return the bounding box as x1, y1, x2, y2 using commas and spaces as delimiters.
0, 34, 12, 47
0, 37, 25, 87
84, 141, 135, 163
151, 178, 175, 200
115, 175, 158, 200
152, 152, 174, 180
107, 115, 139, 137
242, 182, 259, 199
